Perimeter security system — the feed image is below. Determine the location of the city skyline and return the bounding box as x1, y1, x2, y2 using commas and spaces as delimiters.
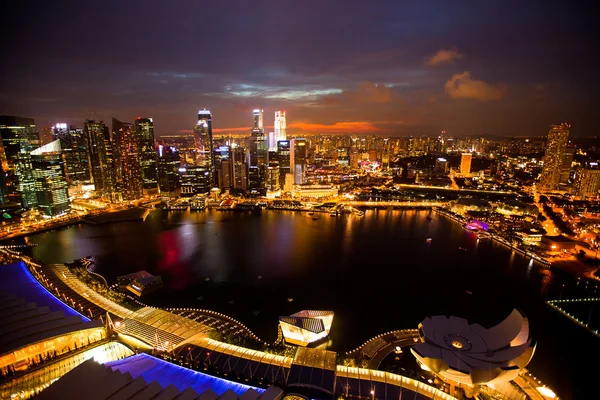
0, 1, 595, 137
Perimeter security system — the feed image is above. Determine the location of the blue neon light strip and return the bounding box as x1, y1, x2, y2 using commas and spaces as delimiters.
0, 261, 90, 321
106, 353, 264, 396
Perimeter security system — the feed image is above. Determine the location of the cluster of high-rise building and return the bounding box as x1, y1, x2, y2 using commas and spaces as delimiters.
3, 109, 598, 217
0, 115, 159, 216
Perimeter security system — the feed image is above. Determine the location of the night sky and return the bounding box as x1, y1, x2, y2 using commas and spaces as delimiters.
1, 1, 596, 137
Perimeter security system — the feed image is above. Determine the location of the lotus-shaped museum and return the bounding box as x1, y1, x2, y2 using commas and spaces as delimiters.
411, 309, 536, 386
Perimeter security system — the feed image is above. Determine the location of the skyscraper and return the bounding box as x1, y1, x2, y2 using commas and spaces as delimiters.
253, 108, 264, 132
84, 119, 114, 199
277, 140, 290, 188
0, 115, 40, 208
290, 138, 307, 184
539, 123, 570, 190
460, 153, 472, 176
30, 140, 70, 216
52, 123, 90, 185
271, 111, 286, 150
113, 118, 143, 201
574, 168, 600, 199
135, 117, 158, 195
231, 146, 248, 191
157, 145, 180, 199
249, 110, 268, 192
193, 109, 214, 193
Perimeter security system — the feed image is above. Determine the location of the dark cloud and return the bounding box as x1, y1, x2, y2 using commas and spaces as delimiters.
0, 0, 595, 136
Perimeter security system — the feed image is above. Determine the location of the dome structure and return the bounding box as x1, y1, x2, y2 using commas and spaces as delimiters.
411, 309, 536, 386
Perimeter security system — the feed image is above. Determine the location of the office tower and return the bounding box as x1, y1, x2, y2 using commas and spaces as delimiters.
574, 168, 600, 199
266, 160, 280, 191
460, 153, 472, 176
0, 115, 40, 208
135, 117, 158, 195
271, 111, 286, 150
540, 123, 570, 190
231, 146, 248, 191
290, 138, 307, 184
157, 145, 180, 198
214, 145, 232, 189
253, 108, 264, 132
52, 123, 90, 185
84, 119, 114, 199
559, 147, 575, 184
193, 109, 214, 193
30, 140, 70, 216
276, 140, 290, 188
249, 110, 268, 192
112, 118, 143, 201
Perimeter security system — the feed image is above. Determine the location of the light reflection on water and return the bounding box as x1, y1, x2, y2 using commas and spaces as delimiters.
22, 208, 597, 397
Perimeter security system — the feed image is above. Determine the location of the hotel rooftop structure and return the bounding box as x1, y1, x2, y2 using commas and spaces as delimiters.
0, 248, 556, 400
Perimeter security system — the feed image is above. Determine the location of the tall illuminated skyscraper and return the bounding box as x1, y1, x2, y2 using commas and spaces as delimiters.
31, 139, 70, 216
113, 118, 143, 201
253, 109, 264, 132
0, 115, 39, 207
193, 109, 214, 193
52, 123, 90, 185
84, 119, 114, 199
290, 138, 307, 184
249, 110, 267, 193
460, 153, 472, 176
135, 117, 158, 195
540, 123, 570, 190
270, 111, 286, 150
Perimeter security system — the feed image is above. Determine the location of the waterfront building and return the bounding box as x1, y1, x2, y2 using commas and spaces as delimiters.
266, 161, 280, 191
135, 117, 158, 196
290, 138, 307, 184
84, 119, 115, 200
52, 123, 91, 185
193, 109, 215, 193
460, 152, 472, 176
214, 145, 232, 189
277, 140, 290, 188
574, 167, 600, 199
411, 309, 535, 394
116, 270, 163, 297
231, 146, 248, 191
179, 165, 213, 196
291, 184, 337, 199
539, 123, 570, 190
279, 310, 334, 346
157, 145, 180, 198
0, 115, 39, 208
30, 140, 70, 216
113, 118, 143, 201
451, 197, 492, 214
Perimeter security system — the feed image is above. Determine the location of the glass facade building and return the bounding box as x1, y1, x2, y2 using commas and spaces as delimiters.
193, 109, 214, 193
52, 123, 90, 185
0, 116, 40, 208
113, 118, 143, 201
135, 117, 158, 195
30, 140, 70, 216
